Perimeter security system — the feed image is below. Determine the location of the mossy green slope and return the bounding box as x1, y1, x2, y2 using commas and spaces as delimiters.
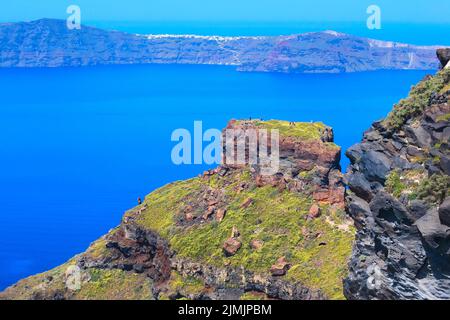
133, 168, 354, 299
0, 261, 153, 300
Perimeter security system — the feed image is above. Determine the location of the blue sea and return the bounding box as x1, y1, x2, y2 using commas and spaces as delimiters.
0, 63, 432, 290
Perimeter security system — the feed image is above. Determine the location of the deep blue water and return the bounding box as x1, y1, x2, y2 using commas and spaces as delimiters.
0, 64, 431, 290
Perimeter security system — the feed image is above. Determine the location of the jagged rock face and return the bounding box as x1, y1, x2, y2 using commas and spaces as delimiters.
0, 19, 441, 73
344, 65, 450, 300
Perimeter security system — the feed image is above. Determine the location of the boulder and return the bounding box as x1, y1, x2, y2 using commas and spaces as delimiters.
346, 194, 372, 229
392, 156, 414, 170
370, 191, 415, 226
202, 206, 215, 220
347, 172, 374, 201
223, 238, 242, 257
185, 212, 194, 222
223, 227, 242, 256
215, 208, 226, 222
308, 204, 321, 219
250, 239, 264, 250
406, 146, 423, 157
359, 150, 391, 183
270, 257, 291, 276
404, 125, 432, 149
439, 197, 450, 226
346, 144, 363, 164
407, 200, 429, 221
440, 156, 450, 175
415, 208, 449, 249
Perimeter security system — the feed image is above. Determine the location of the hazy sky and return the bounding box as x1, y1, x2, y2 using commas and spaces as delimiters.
1, 0, 450, 23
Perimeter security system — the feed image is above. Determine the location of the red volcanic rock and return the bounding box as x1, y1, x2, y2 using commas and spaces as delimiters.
223, 238, 242, 256
270, 256, 291, 276
223, 226, 242, 257
256, 173, 287, 191
208, 200, 218, 206
202, 206, 215, 220
216, 208, 226, 221
215, 208, 227, 222
185, 212, 194, 222
222, 120, 345, 210
241, 198, 254, 209
308, 204, 321, 219
250, 239, 264, 250
313, 186, 345, 209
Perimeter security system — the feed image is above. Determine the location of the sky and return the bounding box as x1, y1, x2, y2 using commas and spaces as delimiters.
1, 0, 450, 23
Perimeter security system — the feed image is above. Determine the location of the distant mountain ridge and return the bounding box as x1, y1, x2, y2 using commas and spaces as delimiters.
0, 18, 442, 73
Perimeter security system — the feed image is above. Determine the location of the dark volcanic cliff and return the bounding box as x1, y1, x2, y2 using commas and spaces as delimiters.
344, 51, 450, 299
0, 19, 442, 73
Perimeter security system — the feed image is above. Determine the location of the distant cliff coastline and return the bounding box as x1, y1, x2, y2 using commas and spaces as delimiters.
0, 19, 442, 73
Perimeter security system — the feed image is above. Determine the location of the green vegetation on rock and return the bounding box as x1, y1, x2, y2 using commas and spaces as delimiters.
412, 174, 450, 204
384, 68, 450, 130
240, 291, 267, 300
158, 271, 205, 300
135, 169, 354, 300
385, 170, 407, 198
74, 268, 152, 300
436, 112, 450, 122
251, 120, 327, 140
0, 261, 152, 300
385, 169, 450, 205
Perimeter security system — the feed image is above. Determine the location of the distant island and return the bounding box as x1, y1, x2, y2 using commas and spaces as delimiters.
0, 18, 443, 73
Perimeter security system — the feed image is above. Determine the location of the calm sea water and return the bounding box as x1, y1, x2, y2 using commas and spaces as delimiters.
0, 64, 431, 290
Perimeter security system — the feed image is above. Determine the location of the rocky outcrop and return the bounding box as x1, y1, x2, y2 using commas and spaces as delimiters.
344, 57, 450, 300
0, 19, 442, 73
0, 120, 354, 300
224, 120, 345, 208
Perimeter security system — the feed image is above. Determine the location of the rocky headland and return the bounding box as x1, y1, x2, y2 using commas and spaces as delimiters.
0, 120, 354, 300
0, 19, 443, 73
